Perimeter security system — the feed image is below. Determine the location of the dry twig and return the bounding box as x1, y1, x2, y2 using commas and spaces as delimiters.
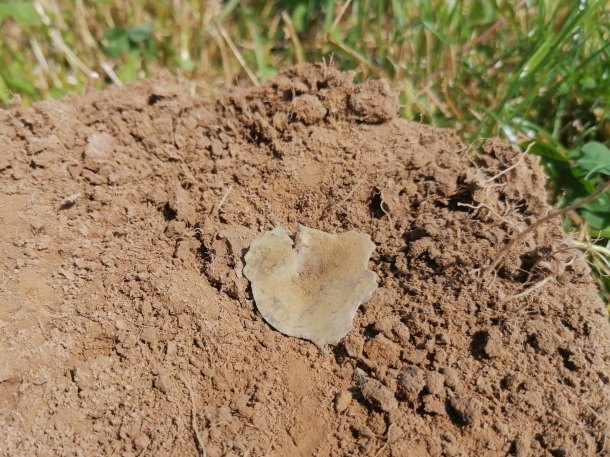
213, 19, 259, 86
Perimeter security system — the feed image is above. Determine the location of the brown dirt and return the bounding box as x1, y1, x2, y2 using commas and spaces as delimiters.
1, 64, 610, 457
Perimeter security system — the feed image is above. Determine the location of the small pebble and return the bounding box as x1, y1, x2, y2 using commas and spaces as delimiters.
335, 390, 352, 413
154, 372, 172, 394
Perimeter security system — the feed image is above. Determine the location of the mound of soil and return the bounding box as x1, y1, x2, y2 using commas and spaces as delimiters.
1, 65, 610, 456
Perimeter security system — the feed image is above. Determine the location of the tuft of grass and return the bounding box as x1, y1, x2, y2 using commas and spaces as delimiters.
1, 0, 609, 302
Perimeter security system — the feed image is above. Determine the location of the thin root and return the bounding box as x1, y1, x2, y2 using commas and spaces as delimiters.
211, 185, 233, 217
484, 179, 610, 275
482, 154, 525, 184
182, 378, 207, 457
502, 276, 553, 303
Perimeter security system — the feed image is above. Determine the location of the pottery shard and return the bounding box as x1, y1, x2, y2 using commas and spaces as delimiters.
243, 225, 378, 345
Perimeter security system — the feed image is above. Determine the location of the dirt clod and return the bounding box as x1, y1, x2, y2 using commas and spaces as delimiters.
1, 64, 610, 456
448, 396, 482, 426
334, 390, 352, 413
355, 369, 398, 413
348, 79, 398, 123
290, 94, 327, 124
397, 365, 426, 402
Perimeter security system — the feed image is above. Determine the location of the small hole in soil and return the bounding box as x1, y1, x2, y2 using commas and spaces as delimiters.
447, 189, 475, 212
208, 277, 222, 292
507, 440, 517, 455
516, 246, 552, 283
369, 191, 385, 219
59, 200, 77, 211
525, 334, 540, 352
560, 319, 577, 332
516, 254, 536, 282
363, 323, 380, 338
444, 175, 477, 211
147, 94, 163, 105
550, 450, 567, 457
470, 331, 490, 360
355, 361, 373, 376
499, 376, 510, 390
413, 251, 441, 273
248, 127, 269, 145
197, 243, 212, 263
332, 344, 349, 362
316, 80, 329, 90
562, 376, 577, 388
597, 437, 607, 453
403, 228, 427, 242
514, 198, 528, 215
558, 348, 578, 371
162, 202, 177, 221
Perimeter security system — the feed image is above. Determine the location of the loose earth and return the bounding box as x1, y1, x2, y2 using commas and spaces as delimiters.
1, 65, 609, 456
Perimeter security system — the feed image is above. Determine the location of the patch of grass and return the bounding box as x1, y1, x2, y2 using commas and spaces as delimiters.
1, 0, 609, 301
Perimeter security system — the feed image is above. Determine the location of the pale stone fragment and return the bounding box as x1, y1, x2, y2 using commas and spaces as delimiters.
243, 225, 378, 345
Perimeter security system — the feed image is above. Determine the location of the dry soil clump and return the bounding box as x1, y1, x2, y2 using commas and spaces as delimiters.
1, 65, 610, 456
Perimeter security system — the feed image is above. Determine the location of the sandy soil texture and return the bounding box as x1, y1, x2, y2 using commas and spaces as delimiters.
1, 64, 610, 456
